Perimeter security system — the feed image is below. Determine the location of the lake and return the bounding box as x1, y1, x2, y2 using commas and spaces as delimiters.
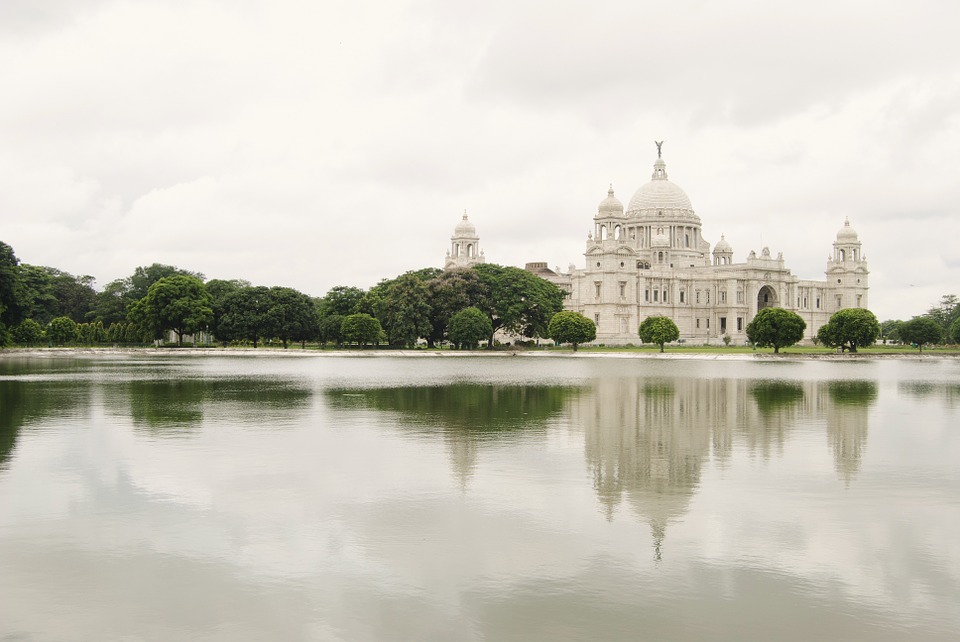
1, 352, 958, 641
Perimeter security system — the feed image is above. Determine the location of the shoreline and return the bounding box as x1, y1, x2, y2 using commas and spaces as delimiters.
2, 346, 957, 361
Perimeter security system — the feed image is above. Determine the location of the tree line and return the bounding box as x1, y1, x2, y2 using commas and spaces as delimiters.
0, 240, 569, 349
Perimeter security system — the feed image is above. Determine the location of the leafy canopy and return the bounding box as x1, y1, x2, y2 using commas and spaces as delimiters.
898, 316, 942, 351
746, 307, 806, 353
817, 308, 880, 353
447, 307, 493, 349
638, 316, 680, 352
548, 311, 596, 351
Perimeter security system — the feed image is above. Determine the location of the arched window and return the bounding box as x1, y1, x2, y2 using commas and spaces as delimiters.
600, 225, 608, 241
466, 244, 473, 257
839, 249, 845, 261
614, 225, 621, 240
658, 251, 664, 262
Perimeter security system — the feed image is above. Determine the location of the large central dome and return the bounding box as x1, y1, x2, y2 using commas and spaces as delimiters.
626, 157, 694, 214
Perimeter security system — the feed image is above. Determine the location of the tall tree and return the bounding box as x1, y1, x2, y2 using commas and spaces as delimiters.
817, 308, 880, 353
133, 275, 213, 346
266, 287, 319, 348
473, 264, 566, 346
425, 269, 490, 347
746, 307, 806, 353
379, 273, 432, 347
0, 241, 30, 339
216, 286, 272, 348
926, 294, 959, 333
341, 313, 383, 347
318, 285, 366, 318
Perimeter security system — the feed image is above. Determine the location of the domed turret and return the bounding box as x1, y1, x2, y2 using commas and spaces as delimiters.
597, 185, 624, 217
836, 218, 858, 242
445, 211, 485, 270
712, 234, 733, 265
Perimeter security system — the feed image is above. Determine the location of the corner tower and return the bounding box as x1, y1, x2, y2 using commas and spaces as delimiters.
825, 218, 868, 311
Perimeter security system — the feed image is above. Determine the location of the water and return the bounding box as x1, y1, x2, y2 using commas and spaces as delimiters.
1, 353, 958, 641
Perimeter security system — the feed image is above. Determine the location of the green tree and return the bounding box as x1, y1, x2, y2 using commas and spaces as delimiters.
447, 307, 493, 349
548, 310, 596, 351
216, 286, 272, 347
425, 269, 490, 347
926, 294, 959, 334
880, 319, 903, 344
950, 317, 960, 344
341, 313, 383, 347
745, 307, 806, 353
379, 273, 432, 347
638, 315, 680, 352
13, 319, 44, 346
266, 287, 319, 348
898, 316, 942, 352
318, 285, 366, 318
319, 313, 345, 346
816, 308, 880, 353
473, 264, 566, 346
47, 316, 80, 345
135, 275, 213, 346
1, 241, 30, 339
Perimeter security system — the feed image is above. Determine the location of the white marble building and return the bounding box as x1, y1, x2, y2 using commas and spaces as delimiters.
549, 148, 869, 344
444, 212, 486, 269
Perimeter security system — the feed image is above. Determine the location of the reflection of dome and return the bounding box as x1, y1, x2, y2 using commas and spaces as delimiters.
598, 185, 624, 216
455, 213, 476, 236
713, 234, 732, 253
626, 158, 694, 213
836, 217, 858, 242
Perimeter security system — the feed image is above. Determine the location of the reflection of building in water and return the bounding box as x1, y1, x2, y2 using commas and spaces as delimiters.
575, 375, 875, 559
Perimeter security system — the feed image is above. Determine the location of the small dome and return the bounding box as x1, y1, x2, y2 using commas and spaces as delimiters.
454, 212, 476, 236
626, 157, 694, 213
597, 185, 624, 217
836, 218, 858, 242
713, 234, 732, 253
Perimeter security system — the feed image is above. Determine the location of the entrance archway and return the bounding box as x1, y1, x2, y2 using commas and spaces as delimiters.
757, 285, 777, 310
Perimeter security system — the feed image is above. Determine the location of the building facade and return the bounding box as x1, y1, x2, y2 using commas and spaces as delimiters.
549, 149, 869, 344
444, 212, 486, 269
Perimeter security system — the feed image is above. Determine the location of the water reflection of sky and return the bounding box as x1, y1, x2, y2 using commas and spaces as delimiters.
0, 355, 958, 640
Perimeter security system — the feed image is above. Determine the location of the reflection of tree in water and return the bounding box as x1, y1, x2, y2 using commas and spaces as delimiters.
825, 380, 877, 485
898, 381, 960, 407
0, 379, 90, 471
109, 378, 313, 436
326, 385, 576, 487
744, 380, 807, 458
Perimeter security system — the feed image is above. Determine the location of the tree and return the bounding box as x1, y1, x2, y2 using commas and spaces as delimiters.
13, 319, 44, 346
341, 313, 383, 347
1, 241, 30, 335
880, 319, 903, 344
951, 317, 960, 344
134, 275, 213, 346
638, 315, 680, 352
379, 273, 432, 347
216, 286, 272, 347
205, 279, 249, 344
266, 287, 319, 348
447, 307, 493, 349
425, 269, 490, 347
816, 308, 880, 353
317, 285, 366, 318
898, 316, 942, 352
548, 311, 596, 351
473, 264, 566, 346
926, 294, 959, 334
47, 316, 80, 345
745, 307, 806, 353
319, 314, 345, 346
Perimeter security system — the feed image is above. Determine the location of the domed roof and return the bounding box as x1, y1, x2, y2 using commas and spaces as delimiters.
713, 234, 732, 253
454, 212, 477, 237
626, 157, 694, 213
836, 218, 858, 242
597, 185, 624, 217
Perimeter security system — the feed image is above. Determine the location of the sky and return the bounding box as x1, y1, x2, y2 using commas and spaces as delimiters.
1, 0, 958, 322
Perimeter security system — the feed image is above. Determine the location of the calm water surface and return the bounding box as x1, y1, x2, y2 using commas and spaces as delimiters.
1, 353, 958, 641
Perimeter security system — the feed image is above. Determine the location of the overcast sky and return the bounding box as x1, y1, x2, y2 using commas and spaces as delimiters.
2, 0, 958, 321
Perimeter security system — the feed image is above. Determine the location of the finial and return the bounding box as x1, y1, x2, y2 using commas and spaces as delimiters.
655, 140, 664, 158
462, 209, 468, 220
608, 183, 614, 196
